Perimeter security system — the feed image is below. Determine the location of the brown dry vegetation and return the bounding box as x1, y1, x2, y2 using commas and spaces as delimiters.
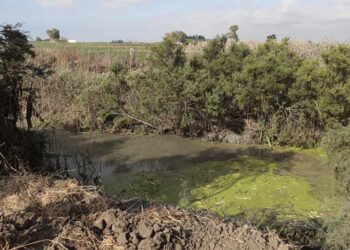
0, 175, 292, 249
185, 39, 350, 58
34, 39, 350, 72
27, 45, 150, 130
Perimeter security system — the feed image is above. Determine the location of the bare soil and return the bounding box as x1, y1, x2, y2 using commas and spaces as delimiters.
0, 175, 293, 249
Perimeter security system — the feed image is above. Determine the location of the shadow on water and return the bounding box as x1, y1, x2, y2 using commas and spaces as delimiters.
50, 129, 295, 173
109, 146, 295, 173
51, 130, 333, 214
98, 143, 297, 208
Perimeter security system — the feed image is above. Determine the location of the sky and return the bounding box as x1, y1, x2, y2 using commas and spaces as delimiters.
0, 0, 350, 42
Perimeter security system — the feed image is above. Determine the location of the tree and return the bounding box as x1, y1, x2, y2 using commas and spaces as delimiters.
234, 40, 302, 144
36, 37, 42, 42
187, 35, 206, 41
151, 35, 186, 68
235, 41, 301, 118
184, 40, 250, 132
0, 24, 35, 130
227, 25, 239, 42
111, 40, 124, 43
317, 46, 350, 128
164, 31, 188, 43
202, 35, 228, 61
322, 45, 350, 84
0, 24, 38, 173
267, 34, 277, 40
47, 28, 60, 41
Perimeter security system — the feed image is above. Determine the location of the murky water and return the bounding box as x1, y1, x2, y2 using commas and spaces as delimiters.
48, 129, 336, 216
49, 129, 255, 174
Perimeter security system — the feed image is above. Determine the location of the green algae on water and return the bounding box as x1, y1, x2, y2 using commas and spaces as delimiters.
104, 157, 328, 219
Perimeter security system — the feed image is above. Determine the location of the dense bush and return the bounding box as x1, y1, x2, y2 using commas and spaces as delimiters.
115, 35, 350, 145
35, 27, 350, 147
323, 126, 350, 248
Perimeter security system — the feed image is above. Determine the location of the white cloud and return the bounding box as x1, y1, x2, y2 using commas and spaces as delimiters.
138, 0, 350, 41
35, 0, 76, 7
29, 0, 350, 41
102, 0, 154, 8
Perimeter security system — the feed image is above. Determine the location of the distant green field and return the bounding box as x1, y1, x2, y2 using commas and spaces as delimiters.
33, 41, 156, 61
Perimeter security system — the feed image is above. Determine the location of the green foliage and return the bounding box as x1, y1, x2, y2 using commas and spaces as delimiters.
322, 45, 350, 84
126, 37, 252, 135
267, 34, 277, 40
184, 41, 250, 132
323, 126, 350, 249
111, 39, 124, 43
0, 24, 35, 129
131, 67, 189, 131
320, 46, 350, 127
227, 25, 239, 42
202, 35, 228, 61
151, 36, 186, 68
164, 31, 206, 43
289, 46, 350, 131
186, 35, 206, 41
323, 126, 350, 196
233, 40, 305, 145
36, 27, 350, 147
46, 28, 60, 41
235, 40, 301, 118
111, 62, 128, 76
0, 24, 43, 173
164, 31, 188, 43
130, 172, 162, 199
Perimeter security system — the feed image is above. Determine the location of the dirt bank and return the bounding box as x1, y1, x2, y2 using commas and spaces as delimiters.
0, 175, 293, 249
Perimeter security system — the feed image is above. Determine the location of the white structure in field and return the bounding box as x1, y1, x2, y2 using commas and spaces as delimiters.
68, 39, 77, 43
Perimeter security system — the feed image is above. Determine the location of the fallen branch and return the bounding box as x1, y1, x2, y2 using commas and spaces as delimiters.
119, 109, 159, 130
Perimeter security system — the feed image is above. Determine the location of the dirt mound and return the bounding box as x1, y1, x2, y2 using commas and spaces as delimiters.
0, 175, 293, 249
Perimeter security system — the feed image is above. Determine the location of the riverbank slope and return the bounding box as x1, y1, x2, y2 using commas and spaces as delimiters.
0, 175, 292, 249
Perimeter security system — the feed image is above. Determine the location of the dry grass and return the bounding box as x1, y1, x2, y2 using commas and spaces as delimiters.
33, 46, 149, 73
0, 175, 108, 249
0, 175, 151, 249
0, 175, 107, 216
0, 174, 293, 249
188, 39, 350, 58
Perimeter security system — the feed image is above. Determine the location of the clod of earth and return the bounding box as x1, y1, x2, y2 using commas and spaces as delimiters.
0, 175, 294, 249
137, 221, 154, 238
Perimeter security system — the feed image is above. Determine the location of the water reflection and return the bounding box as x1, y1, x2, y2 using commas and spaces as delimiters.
48, 129, 295, 175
